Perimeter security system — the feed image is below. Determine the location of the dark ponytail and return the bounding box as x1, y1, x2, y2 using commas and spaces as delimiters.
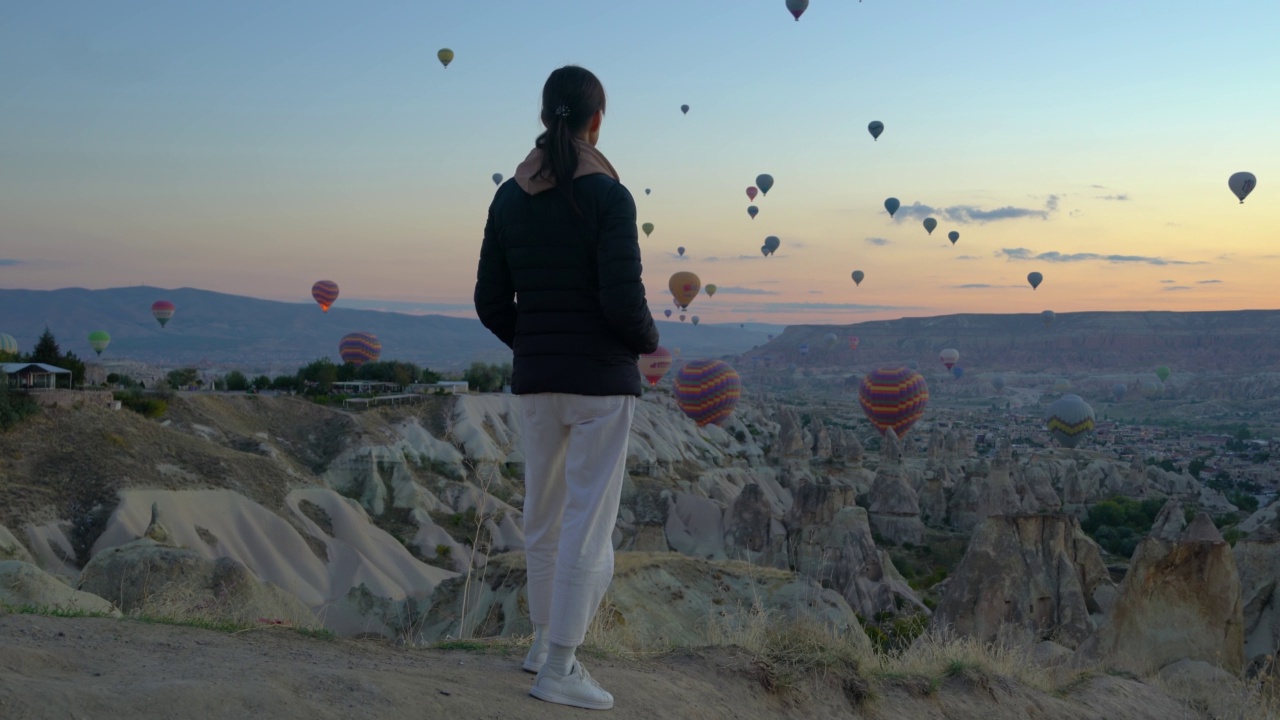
535, 65, 607, 215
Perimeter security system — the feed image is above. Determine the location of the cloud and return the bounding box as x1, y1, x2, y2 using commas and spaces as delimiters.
0, 259, 24, 266
951, 283, 1025, 289
701, 255, 767, 262
727, 302, 920, 314
865, 237, 890, 246
1163, 286, 1192, 291
892, 196, 1057, 225
1197, 279, 1223, 284
955, 255, 982, 260
340, 299, 477, 314
995, 247, 1204, 266
709, 286, 778, 295
1090, 184, 1108, 189
1097, 194, 1130, 201
1160, 279, 1176, 284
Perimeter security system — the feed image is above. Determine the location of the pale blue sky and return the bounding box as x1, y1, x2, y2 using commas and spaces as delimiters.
2, 1, 1276, 324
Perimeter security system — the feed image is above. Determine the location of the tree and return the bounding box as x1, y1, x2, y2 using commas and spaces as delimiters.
167, 368, 200, 389
30, 327, 60, 365
297, 358, 339, 393
463, 362, 512, 393
252, 375, 271, 391
225, 371, 249, 392
270, 375, 300, 392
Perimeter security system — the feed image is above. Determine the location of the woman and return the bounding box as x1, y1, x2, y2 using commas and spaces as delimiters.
474, 65, 659, 712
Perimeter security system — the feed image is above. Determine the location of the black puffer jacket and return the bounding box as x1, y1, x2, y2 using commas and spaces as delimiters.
474, 174, 660, 396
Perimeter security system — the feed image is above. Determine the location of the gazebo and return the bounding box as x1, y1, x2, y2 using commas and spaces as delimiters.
2, 363, 73, 390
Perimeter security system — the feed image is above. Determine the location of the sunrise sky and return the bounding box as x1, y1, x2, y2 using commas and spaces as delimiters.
2, 0, 1277, 326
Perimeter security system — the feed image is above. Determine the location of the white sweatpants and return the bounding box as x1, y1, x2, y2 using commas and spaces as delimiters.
521, 392, 635, 647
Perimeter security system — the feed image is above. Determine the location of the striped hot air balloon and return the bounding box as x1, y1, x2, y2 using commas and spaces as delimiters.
339, 332, 381, 367
638, 347, 673, 387
312, 280, 340, 312
1045, 394, 1095, 449
151, 300, 175, 328
858, 367, 929, 437
674, 359, 741, 427
0, 333, 18, 355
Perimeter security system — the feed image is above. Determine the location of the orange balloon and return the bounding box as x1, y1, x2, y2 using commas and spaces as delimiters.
669, 271, 701, 311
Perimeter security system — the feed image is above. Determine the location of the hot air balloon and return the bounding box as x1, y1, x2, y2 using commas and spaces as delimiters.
1156, 366, 1171, 382
645, 188, 651, 195
680, 314, 687, 322
1112, 382, 1128, 400
884, 197, 900, 218
760, 245, 769, 257
746, 187, 758, 201
764, 236, 781, 255
1229, 172, 1256, 203
858, 367, 929, 437
88, 331, 110, 357
664, 309, 672, 318
940, 348, 959, 370
1141, 380, 1164, 399
642, 222, 654, 237
151, 300, 175, 328
1052, 378, 1072, 394
798, 343, 809, 356
680, 104, 689, 115
705, 284, 717, 297
1027, 272, 1043, 290
1041, 310, 1056, 327
0, 333, 18, 356
992, 375, 1006, 391
947, 231, 959, 245
923, 218, 937, 235
638, 347, 673, 387
691, 316, 700, 326
674, 359, 741, 427
1046, 394, 1096, 449
677, 246, 685, 257
747, 205, 758, 219
849, 336, 860, 351
312, 280, 339, 312
952, 366, 965, 379
824, 332, 837, 348
670, 271, 701, 310
907, 360, 919, 371
786, 0, 809, 21
437, 49, 454, 68
755, 174, 774, 196
868, 121, 884, 140
492, 173, 503, 186
852, 270, 865, 286
339, 332, 381, 367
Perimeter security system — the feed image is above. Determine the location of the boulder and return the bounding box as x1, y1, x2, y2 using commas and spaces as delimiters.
0, 561, 120, 617
79, 538, 318, 629
931, 514, 1115, 649
1233, 528, 1280, 673
1076, 513, 1244, 674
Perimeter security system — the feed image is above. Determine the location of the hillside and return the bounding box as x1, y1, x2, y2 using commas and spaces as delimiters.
748, 310, 1280, 375
0, 286, 776, 372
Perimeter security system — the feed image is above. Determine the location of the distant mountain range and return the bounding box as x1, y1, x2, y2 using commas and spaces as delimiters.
0, 286, 782, 372
751, 310, 1280, 375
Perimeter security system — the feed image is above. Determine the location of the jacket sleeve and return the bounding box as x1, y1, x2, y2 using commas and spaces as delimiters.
597, 184, 660, 356
474, 201, 517, 349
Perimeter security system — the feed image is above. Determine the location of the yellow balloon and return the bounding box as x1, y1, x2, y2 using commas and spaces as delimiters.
669, 271, 701, 311
437, 48, 454, 68
705, 284, 717, 297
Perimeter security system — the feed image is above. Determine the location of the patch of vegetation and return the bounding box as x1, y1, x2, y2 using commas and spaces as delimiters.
0, 382, 40, 431
66, 483, 118, 568
0, 603, 113, 619
297, 499, 335, 536
114, 391, 168, 418
1080, 496, 1168, 557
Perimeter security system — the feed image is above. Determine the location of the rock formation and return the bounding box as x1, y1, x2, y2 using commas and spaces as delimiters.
1233, 526, 1280, 672
931, 514, 1115, 648
1076, 513, 1244, 674
867, 430, 926, 545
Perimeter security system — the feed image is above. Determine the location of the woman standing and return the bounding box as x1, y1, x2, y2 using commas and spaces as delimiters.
474, 65, 659, 711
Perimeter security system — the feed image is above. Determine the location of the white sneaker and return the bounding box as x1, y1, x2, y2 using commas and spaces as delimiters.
530, 660, 614, 710
522, 645, 547, 674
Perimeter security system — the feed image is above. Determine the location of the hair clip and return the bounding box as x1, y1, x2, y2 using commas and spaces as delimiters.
555, 105, 571, 118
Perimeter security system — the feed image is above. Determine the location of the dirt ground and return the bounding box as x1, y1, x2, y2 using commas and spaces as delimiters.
0, 614, 1208, 720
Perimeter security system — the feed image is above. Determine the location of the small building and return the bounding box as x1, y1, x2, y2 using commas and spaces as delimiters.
409, 381, 470, 395
3, 363, 73, 390
330, 380, 402, 395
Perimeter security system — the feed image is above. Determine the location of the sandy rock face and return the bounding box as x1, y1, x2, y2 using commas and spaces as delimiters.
1076, 513, 1244, 674
1233, 528, 1280, 672
931, 514, 1115, 649
420, 551, 873, 651
79, 538, 316, 628
0, 525, 34, 564
867, 430, 925, 545
0, 561, 120, 617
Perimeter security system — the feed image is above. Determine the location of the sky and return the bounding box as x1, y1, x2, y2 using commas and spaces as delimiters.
1, 0, 1277, 326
